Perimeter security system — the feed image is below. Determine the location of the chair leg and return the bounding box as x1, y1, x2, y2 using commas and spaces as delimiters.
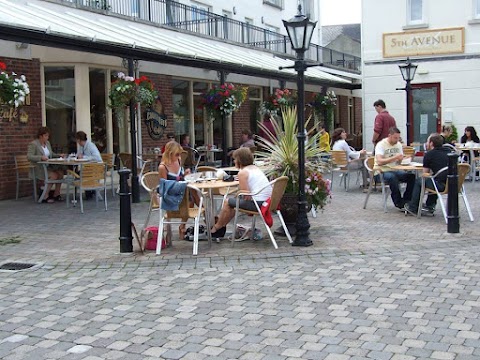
438, 195, 448, 224
461, 188, 474, 222
276, 210, 292, 244
104, 187, 108, 211
193, 218, 199, 256
33, 177, 37, 202
157, 209, 164, 255
16, 178, 19, 200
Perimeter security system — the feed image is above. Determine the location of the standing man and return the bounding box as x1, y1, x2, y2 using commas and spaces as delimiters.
374, 127, 415, 210
372, 99, 397, 146
404, 133, 450, 215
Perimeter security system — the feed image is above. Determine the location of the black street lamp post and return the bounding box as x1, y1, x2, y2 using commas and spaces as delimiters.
398, 57, 418, 146
282, 6, 316, 247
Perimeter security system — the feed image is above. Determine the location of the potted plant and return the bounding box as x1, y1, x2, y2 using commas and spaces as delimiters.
109, 72, 158, 125
255, 106, 331, 234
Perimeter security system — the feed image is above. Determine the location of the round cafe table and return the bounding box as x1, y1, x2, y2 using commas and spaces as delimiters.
190, 179, 239, 243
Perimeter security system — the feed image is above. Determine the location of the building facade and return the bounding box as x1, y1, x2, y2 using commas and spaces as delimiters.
362, 0, 480, 150
0, 0, 361, 200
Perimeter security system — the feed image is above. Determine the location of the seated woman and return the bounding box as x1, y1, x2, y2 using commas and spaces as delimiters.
27, 126, 65, 203
158, 141, 194, 239
210, 147, 272, 238
460, 126, 480, 163
331, 127, 368, 191
75, 131, 102, 162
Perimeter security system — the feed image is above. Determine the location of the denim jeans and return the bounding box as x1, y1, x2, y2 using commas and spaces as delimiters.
381, 170, 416, 207
407, 177, 445, 211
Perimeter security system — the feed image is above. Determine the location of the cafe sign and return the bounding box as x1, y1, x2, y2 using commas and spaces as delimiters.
383, 27, 464, 58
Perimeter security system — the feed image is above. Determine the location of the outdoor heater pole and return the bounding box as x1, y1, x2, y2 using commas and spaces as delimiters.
128, 58, 140, 203
447, 153, 460, 233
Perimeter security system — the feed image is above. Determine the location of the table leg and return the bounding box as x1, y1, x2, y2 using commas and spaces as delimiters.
37, 164, 49, 203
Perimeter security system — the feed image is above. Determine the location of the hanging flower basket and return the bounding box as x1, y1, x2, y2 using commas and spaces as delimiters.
0, 61, 30, 114
259, 88, 296, 117
201, 83, 248, 118
108, 72, 158, 124
308, 90, 337, 129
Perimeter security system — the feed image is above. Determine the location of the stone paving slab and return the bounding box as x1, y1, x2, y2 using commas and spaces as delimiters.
0, 178, 479, 359
0, 180, 479, 269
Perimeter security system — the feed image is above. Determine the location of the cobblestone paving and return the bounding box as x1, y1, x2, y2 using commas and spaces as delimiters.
0, 180, 479, 359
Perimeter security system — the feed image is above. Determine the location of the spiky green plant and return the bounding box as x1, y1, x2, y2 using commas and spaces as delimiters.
255, 107, 331, 208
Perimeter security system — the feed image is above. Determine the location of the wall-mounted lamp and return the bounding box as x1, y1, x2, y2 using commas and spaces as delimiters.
16, 43, 29, 50
261, 16, 265, 24
233, 6, 236, 15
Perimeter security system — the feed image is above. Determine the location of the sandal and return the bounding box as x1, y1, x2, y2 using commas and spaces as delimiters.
41, 197, 55, 204
53, 195, 63, 201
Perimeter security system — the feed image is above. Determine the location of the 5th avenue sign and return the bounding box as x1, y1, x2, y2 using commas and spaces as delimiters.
383, 27, 464, 58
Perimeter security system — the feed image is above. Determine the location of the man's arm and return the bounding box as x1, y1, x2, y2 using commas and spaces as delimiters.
372, 114, 383, 144
375, 152, 403, 166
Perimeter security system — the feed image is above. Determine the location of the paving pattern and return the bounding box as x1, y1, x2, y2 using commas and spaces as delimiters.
0, 179, 479, 359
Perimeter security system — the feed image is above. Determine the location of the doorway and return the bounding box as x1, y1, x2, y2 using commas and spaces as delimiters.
410, 83, 441, 145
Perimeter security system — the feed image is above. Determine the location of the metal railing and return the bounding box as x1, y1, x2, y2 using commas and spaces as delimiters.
56, 0, 361, 72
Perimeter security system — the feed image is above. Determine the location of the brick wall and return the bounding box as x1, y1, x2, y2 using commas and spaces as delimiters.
0, 57, 42, 200
231, 98, 251, 148
139, 72, 173, 151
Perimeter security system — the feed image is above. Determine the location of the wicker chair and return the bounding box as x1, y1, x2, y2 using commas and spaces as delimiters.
66, 163, 107, 214
14, 155, 37, 201
157, 181, 205, 255
231, 176, 293, 249
101, 153, 115, 196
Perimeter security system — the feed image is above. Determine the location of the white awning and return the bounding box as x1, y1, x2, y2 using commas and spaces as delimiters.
0, 0, 357, 87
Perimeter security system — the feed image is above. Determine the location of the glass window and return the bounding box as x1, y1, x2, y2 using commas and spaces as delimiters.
44, 66, 75, 153
172, 79, 190, 139
89, 69, 107, 153
408, 0, 423, 23
475, 0, 480, 18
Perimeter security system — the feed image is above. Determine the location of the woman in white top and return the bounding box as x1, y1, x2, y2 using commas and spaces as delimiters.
331, 127, 368, 190
210, 147, 271, 238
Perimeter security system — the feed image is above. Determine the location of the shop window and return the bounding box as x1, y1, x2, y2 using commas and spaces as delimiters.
249, 87, 262, 133
173, 79, 190, 141
89, 69, 107, 153
193, 81, 208, 147
44, 66, 76, 153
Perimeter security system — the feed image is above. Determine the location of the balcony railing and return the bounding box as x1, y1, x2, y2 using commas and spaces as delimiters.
56, 0, 361, 72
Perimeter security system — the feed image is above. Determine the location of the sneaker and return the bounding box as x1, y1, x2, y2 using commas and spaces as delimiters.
403, 204, 418, 216
421, 205, 435, 213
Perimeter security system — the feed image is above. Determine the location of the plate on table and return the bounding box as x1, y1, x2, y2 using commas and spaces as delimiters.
48, 158, 64, 161
74, 158, 89, 162
401, 158, 411, 165
409, 161, 423, 167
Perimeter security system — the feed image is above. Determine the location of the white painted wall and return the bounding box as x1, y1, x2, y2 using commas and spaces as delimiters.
362, 0, 480, 150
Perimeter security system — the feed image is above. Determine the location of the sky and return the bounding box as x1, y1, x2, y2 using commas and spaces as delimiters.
320, 0, 361, 26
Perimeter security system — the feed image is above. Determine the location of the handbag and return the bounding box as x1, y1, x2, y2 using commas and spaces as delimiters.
144, 226, 169, 250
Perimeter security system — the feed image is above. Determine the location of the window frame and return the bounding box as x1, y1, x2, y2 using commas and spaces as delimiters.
407, 0, 424, 25
475, 0, 480, 19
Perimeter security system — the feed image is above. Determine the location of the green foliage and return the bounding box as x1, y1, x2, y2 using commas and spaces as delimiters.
0, 235, 21, 246
446, 124, 458, 143
255, 106, 331, 209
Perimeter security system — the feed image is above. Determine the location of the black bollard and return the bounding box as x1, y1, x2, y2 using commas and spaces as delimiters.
118, 169, 133, 252
447, 153, 459, 233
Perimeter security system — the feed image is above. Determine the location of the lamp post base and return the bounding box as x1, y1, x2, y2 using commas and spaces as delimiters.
293, 200, 312, 247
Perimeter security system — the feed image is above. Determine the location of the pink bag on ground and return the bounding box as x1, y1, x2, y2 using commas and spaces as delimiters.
144, 226, 168, 250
